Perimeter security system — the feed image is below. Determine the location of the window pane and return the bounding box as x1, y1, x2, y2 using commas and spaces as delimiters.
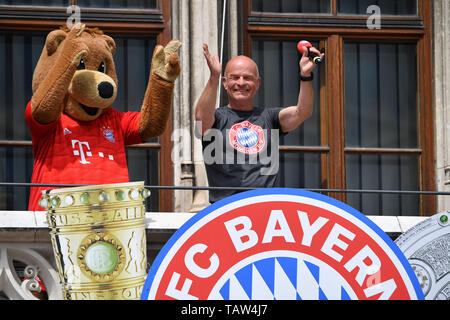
113, 36, 156, 112
113, 35, 158, 145
0, 147, 33, 210
0, 33, 44, 210
252, 39, 322, 147
279, 153, 322, 189
252, 39, 323, 189
252, 0, 331, 14
343, 41, 420, 216
346, 154, 419, 216
0, 0, 158, 9
0, 0, 67, 6
0, 32, 44, 141
337, 0, 417, 15
127, 149, 159, 212
76, 0, 158, 9
344, 42, 418, 148
115, 34, 159, 213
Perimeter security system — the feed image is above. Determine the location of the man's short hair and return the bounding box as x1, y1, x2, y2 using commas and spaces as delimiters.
224, 56, 260, 79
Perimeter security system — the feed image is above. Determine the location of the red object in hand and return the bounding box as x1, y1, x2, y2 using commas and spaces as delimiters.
297, 40, 323, 64
297, 40, 312, 54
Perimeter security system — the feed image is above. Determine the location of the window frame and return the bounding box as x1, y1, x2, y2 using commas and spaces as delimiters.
0, 0, 174, 212
243, 0, 434, 216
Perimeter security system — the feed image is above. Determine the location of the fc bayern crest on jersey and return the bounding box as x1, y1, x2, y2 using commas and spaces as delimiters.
102, 127, 116, 143
229, 121, 265, 154
141, 189, 424, 300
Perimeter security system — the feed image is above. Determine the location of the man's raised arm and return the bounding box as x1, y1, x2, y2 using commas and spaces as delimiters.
195, 44, 222, 135
278, 45, 324, 133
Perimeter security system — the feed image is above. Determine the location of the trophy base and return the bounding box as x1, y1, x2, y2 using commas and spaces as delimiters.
64, 278, 146, 300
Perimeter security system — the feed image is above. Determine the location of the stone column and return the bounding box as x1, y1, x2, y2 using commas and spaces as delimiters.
171, 0, 191, 213
228, 0, 240, 58
434, 0, 450, 211
171, 0, 220, 212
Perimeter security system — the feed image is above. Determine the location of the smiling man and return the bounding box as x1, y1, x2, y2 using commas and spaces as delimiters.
195, 43, 324, 204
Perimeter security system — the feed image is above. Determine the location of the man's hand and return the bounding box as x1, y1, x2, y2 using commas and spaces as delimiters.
278, 44, 322, 133
203, 43, 222, 80
195, 44, 222, 135
299, 45, 324, 77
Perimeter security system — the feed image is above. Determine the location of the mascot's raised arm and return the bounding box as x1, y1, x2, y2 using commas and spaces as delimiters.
26, 23, 181, 211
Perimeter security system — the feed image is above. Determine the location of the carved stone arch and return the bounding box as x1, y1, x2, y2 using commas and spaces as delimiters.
0, 246, 62, 300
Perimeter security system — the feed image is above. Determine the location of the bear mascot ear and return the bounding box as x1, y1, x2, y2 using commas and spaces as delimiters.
102, 35, 116, 55
45, 29, 68, 56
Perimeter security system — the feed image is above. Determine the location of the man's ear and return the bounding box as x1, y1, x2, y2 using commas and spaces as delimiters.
222, 76, 228, 90
256, 77, 261, 90
45, 29, 68, 56
102, 35, 116, 55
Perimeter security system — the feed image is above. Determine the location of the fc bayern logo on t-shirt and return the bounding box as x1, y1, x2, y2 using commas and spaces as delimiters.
141, 189, 424, 300
228, 121, 265, 154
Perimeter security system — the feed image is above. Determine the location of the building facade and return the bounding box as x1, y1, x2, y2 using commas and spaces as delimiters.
0, 0, 448, 217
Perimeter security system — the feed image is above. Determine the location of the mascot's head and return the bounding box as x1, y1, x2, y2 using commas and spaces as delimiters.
32, 25, 118, 121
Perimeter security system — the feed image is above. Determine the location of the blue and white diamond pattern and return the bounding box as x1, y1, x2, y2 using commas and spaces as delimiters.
208, 251, 357, 300
236, 128, 259, 148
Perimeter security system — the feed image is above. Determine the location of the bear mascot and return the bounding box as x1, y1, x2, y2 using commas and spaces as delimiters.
26, 23, 181, 211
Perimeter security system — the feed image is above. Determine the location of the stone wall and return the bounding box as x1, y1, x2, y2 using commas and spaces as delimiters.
434, 0, 450, 211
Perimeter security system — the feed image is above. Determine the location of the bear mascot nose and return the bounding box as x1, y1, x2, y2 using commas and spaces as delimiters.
98, 81, 114, 99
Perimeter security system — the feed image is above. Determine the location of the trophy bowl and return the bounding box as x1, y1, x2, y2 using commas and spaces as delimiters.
40, 181, 150, 300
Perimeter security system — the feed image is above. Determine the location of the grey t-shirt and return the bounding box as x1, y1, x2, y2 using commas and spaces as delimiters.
201, 106, 286, 203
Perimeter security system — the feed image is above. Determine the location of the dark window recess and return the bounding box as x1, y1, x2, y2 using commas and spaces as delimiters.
251, 0, 331, 14
337, 0, 417, 16
0, 0, 158, 9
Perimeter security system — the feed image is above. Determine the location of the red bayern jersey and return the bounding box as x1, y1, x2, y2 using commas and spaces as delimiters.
25, 101, 142, 211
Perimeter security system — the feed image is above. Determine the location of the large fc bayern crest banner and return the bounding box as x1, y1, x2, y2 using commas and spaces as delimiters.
141, 189, 424, 300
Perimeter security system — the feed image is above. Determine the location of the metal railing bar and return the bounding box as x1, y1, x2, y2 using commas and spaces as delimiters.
279, 146, 330, 152
0, 182, 448, 195
0, 141, 425, 154
344, 147, 422, 154
0, 140, 160, 149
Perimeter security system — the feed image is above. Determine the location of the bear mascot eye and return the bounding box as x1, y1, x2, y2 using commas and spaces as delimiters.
98, 61, 106, 73
77, 58, 86, 70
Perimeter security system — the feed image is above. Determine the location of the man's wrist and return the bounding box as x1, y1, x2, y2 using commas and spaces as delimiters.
300, 72, 314, 82
209, 75, 221, 85
300, 71, 312, 77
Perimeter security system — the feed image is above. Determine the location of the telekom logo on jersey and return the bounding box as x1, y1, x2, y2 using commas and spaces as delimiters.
71, 139, 115, 164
